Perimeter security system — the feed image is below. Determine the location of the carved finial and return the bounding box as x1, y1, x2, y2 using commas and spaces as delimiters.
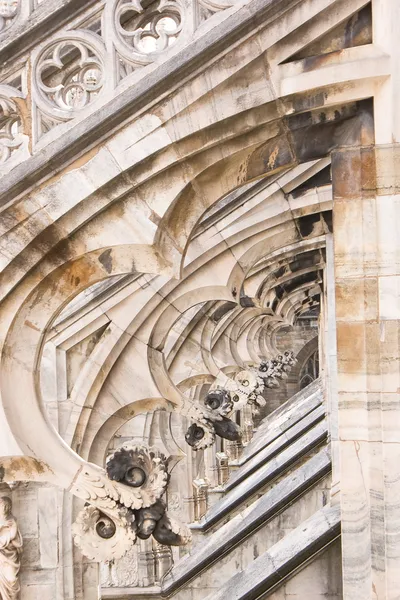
0, 496, 23, 600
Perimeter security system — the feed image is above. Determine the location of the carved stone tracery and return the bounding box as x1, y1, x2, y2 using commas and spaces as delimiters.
32, 31, 106, 137
115, 0, 183, 58
0, 85, 26, 164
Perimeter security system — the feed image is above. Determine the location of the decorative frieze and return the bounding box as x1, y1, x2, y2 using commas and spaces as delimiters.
0, 0, 240, 143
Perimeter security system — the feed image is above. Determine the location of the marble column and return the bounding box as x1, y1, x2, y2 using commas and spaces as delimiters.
332, 143, 400, 600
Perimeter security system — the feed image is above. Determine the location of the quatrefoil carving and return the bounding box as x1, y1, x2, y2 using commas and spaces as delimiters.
109, 0, 184, 71
33, 31, 106, 120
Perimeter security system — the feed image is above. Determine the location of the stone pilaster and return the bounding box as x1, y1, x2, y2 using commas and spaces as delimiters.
333, 144, 400, 599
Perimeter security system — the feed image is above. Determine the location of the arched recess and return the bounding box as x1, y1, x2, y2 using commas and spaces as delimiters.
155, 102, 373, 272
285, 335, 319, 399
0, 96, 372, 514
0, 244, 169, 490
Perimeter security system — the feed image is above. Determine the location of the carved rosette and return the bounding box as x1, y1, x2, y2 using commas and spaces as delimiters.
204, 388, 233, 416
186, 352, 298, 445
235, 370, 266, 412
106, 444, 168, 507
257, 351, 297, 387
185, 421, 216, 450
72, 505, 136, 562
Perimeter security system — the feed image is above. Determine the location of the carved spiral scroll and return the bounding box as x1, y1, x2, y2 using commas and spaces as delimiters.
72, 505, 136, 562
106, 444, 168, 507
72, 444, 191, 561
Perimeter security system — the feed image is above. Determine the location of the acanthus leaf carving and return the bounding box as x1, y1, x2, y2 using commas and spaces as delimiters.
69, 463, 144, 515
106, 444, 169, 507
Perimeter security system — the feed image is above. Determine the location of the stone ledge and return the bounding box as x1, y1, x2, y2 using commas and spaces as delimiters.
226, 403, 325, 490
101, 586, 162, 599
192, 419, 328, 531
239, 378, 323, 463
162, 447, 331, 595
202, 504, 341, 600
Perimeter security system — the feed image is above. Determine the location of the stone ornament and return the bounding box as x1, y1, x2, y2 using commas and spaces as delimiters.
152, 510, 191, 546
72, 445, 191, 562
233, 369, 266, 412
70, 464, 147, 513
33, 31, 106, 122
106, 445, 168, 507
185, 415, 241, 451
257, 351, 297, 388
185, 351, 297, 450
185, 422, 216, 450
72, 505, 136, 562
0, 497, 22, 600
109, 0, 184, 71
0, 0, 19, 33
204, 388, 233, 416
0, 85, 26, 164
